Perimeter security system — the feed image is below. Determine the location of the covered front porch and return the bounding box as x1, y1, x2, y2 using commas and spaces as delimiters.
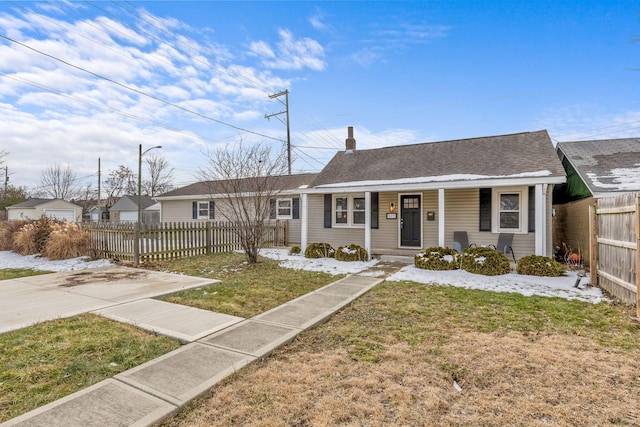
300, 182, 554, 261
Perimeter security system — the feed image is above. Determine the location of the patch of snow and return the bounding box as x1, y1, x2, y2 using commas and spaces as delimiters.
587, 167, 640, 191
387, 265, 605, 304
259, 248, 378, 275
0, 251, 113, 272
315, 170, 553, 189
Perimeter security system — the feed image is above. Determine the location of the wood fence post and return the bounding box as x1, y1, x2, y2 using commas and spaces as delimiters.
589, 203, 598, 287
636, 197, 640, 318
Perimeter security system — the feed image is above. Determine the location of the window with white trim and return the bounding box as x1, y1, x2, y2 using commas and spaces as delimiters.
333, 195, 365, 227
197, 201, 211, 220
492, 188, 527, 233
276, 198, 292, 219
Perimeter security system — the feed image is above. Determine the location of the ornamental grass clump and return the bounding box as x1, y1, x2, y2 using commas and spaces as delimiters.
517, 255, 565, 277
461, 246, 511, 276
304, 242, 335, 259
43, 222, 90, 260
289, 246, 302, 255
13, 217, 57, 255
0, 220, 28, 251
414, 246, 459, 270
335, 244, 368, 262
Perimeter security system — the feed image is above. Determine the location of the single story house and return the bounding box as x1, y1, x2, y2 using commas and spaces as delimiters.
108, 195, 159, 223
155, 173, 318, 245
553, 138, 640, 264
6, 198, 82, 222
299, 128, 566, 260
87, 205, 109, 222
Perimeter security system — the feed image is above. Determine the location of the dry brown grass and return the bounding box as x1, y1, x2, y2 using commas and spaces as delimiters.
164, 336, 640, 427
0, 220, 28, 251
11, 222, 38, 255
163, 282, 640, 427
42, 222, 89, 260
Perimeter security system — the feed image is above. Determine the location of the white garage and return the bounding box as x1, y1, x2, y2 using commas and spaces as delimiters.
6, 199, 82, 222
43, 209, 77, 222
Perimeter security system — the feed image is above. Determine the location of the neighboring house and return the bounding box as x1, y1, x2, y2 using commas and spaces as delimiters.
299, 128, 566, 260
553, 138, 640, 264
108, 195, 159, 223
155, 173, 318, 245
6, 198, 82, 222
87, 206, 109, 222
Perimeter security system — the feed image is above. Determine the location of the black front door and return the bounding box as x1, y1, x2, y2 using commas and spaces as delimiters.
400, 195, 421, 247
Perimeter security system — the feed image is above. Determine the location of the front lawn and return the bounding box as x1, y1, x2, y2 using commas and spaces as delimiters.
0, 268, 53, 280
0, 314, 180, 423
151, 252, 340, 318
162, 281, 640, 426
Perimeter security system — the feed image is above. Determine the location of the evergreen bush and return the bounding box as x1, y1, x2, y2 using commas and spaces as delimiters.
335, 244, 368, 262
304, 242, 335, 259
414, 247, 459, 270
517, 255, 565, 277
461, 246, 511, 276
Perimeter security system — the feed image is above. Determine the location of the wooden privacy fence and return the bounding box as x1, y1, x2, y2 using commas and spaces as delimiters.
590, 192, 640, 315
86, 220, 288, 263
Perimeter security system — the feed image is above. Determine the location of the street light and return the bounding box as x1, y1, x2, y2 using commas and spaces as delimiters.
134, 144, 162, 266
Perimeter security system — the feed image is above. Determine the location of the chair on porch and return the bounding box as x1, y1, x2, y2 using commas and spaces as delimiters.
490, 233, 516, 264
452, 231, 475, 253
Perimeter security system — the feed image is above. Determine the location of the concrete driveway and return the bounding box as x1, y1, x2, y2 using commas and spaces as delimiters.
0, 266, 216, 334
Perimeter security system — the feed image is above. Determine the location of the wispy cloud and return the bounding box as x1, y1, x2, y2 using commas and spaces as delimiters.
537, 105, 640, 142
0, 3, 323, 187
250, 29, 326, 71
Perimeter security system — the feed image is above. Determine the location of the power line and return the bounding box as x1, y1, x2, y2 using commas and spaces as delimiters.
0, 33, 285, 143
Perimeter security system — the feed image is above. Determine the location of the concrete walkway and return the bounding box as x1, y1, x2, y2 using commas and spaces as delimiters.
1, 260, 406, 427
0, 266, 216, 334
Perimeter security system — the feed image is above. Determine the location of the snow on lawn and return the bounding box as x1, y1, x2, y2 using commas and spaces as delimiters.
0, 247, 606, 304
0, 251, 112, 272
259, 248, 378, 275
260, 248, 606, 304
387, 264, 606, 304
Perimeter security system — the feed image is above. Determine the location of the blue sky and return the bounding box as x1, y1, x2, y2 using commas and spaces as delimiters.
1, 1, 639, 192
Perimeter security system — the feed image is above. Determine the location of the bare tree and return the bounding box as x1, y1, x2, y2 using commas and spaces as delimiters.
199, 141, 288, 264
103, 165, 136, 207
142, 154, 174, 196
38, 163, 78, 200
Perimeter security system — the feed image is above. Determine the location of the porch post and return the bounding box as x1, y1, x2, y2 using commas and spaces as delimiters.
438, 188, 445, 247
534, 184, 545, 256
301, 193, 308, 251
365, 191, 372, 260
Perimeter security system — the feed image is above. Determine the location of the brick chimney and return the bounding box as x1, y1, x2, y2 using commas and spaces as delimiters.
345, 126, 356, 151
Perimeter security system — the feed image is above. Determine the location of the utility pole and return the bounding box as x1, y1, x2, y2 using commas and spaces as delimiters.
265, 89, 291, 175
4, 167, 7, 198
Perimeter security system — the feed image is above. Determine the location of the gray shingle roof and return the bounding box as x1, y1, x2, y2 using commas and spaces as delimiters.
8, 198, 57, 208
557, 138, 640, 195
158, 173, 318, 198
310, 130, 565, 187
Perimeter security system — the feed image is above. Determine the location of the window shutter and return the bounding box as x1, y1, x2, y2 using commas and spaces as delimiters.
528, 186, 535, 232
371, 192, 379, 229
192, 201, 197, 219
292, 198, 300, 219
324, 194, 332, 228
269, 199, 276, 219
479, 188, 491, 231
209, 201, 215, 220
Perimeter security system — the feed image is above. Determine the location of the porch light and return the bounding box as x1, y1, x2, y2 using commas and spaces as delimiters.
389, 202, 397, 213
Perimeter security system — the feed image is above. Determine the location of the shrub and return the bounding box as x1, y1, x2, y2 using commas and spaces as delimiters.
304, 242, 335, 259
13, 222, 39, 255
517, 255, 565, 277
335, 244, 368, 262
289, 246, 302, 255
461, 246, 511, 276
0, 220, 28, 251
414, 246, 459, 270
43, 222, 90, 260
